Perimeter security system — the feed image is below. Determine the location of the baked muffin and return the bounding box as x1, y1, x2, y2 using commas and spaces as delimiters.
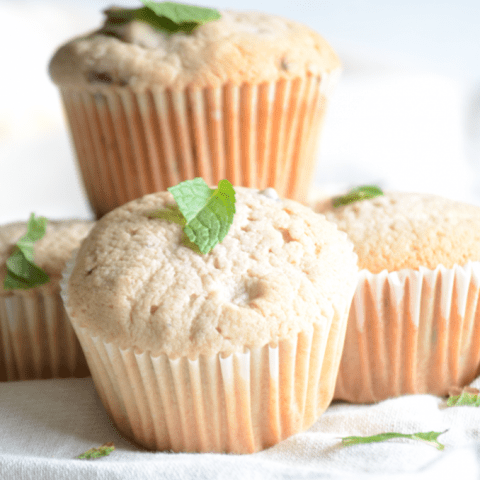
49, 4, 341, 218
61, 186, 357, 453
0, 218, 93, 381
315, 191, 480, 403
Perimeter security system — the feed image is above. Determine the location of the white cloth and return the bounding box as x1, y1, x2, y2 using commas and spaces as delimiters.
1, 376, 480, 479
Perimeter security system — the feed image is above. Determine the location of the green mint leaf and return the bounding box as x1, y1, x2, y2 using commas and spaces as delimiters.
341, 430, 447, 450
141, 1, 221, 25
127, 1, 221, 34
168, 177, 216, 223
135, 7, 197, 34
333, 185, 383, 208
447, 387, 480, 407
147, 204, 187, 226
77, 442, 115, 460
148, 178, 236, 254
3, 213, 50, 290
170, 178, 235, 254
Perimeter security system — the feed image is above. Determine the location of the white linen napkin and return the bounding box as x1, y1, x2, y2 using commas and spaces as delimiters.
0, 376, 479, 479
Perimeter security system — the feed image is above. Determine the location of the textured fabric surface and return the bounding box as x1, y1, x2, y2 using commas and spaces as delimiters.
1, 376, 480, 479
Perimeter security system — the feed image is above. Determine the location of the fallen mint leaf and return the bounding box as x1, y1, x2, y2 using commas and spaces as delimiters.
333, 185, 383, 207
341, 430, 447, 450
77, 442, 115, 460
447, 387, 480, 407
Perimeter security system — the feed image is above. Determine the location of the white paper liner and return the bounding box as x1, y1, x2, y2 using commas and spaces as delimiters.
334, 262, 480, 403
0, 290, 89, 381
72, 316, 348, 454
58, 71, 340, 218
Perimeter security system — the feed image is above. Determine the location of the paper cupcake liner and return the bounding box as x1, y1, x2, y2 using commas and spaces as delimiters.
72, 307, 347, 454
0, 290, 89, 381
334, 262, 480, 403
59, 71, 340, 218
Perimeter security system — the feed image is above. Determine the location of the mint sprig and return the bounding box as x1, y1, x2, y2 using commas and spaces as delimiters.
333, 185, 383, 208
148, 178, 236, 254
4, 213, 50, 290
447, 387, 480, 407
77, 442, 115, 460
105, 1, 221, 35
341, 430, 447, 450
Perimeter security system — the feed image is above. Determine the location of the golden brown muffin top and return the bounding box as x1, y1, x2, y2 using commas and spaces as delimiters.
49, 9, 341, 91
0, 219, 94, 295
316, 191, 480, 273
63, 187, 357, 358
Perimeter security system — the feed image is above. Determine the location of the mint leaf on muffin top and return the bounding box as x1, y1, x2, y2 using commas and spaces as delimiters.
105, 1, 221, 35
148, 178, 236, 254
341, 430, 447, 450
4, 213, 50, 290
333, 185, 384, 208
77, 442, 115, 460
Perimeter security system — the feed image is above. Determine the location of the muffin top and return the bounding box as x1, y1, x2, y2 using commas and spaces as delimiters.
0, 219, 94, 295
316, 191, 480, 273
49, 8, 341, 91
64, 187, 357, 358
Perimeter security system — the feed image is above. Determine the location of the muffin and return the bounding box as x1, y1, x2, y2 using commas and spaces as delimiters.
61, 186, 357, 453
315, 191, 480, 403
0, 218, 93, 381
48, 4, 341, 218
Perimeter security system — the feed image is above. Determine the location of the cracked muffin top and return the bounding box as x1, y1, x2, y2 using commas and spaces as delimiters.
49, 9, 340, 91
316, 191, 480, 273
63, 187, 357, 358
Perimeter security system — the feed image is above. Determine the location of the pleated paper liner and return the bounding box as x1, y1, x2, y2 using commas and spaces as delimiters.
0, 290, 89, 381
72, 308, 348, 454
59, 71, 340, 218
334, 262, 480, 404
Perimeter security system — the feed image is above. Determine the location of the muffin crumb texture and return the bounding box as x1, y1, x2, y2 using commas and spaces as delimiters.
66, 188, 357, 358
49, 10, 340, 90
318, 192, 480, 273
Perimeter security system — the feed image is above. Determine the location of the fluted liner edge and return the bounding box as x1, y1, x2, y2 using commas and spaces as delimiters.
334, 262, 480, 403
59, 71, 340, 218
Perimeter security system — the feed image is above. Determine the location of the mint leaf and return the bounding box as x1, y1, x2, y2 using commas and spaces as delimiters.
4, 214, 50, 290
148, 178, 236, 254
104, 2, 221, 34
172, 178, 235, 253
141, 1, 221, 25
147, 204, 186, 226
447, 387, 480, 407
341, 430, 447, 450
333, 185, 383, 207
168, 177, 215, 223
77, 442, 115, 460
106, 2, 221, 35
170, 178, 235, 254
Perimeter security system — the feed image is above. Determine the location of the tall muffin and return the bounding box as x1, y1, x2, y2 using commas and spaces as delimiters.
61, 185, 357, 453
49, 3, 341, 218
315, 191, 480, 403
0, 218, 93, 381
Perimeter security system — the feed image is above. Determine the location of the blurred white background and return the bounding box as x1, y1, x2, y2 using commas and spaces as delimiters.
1, 0, 479, 224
